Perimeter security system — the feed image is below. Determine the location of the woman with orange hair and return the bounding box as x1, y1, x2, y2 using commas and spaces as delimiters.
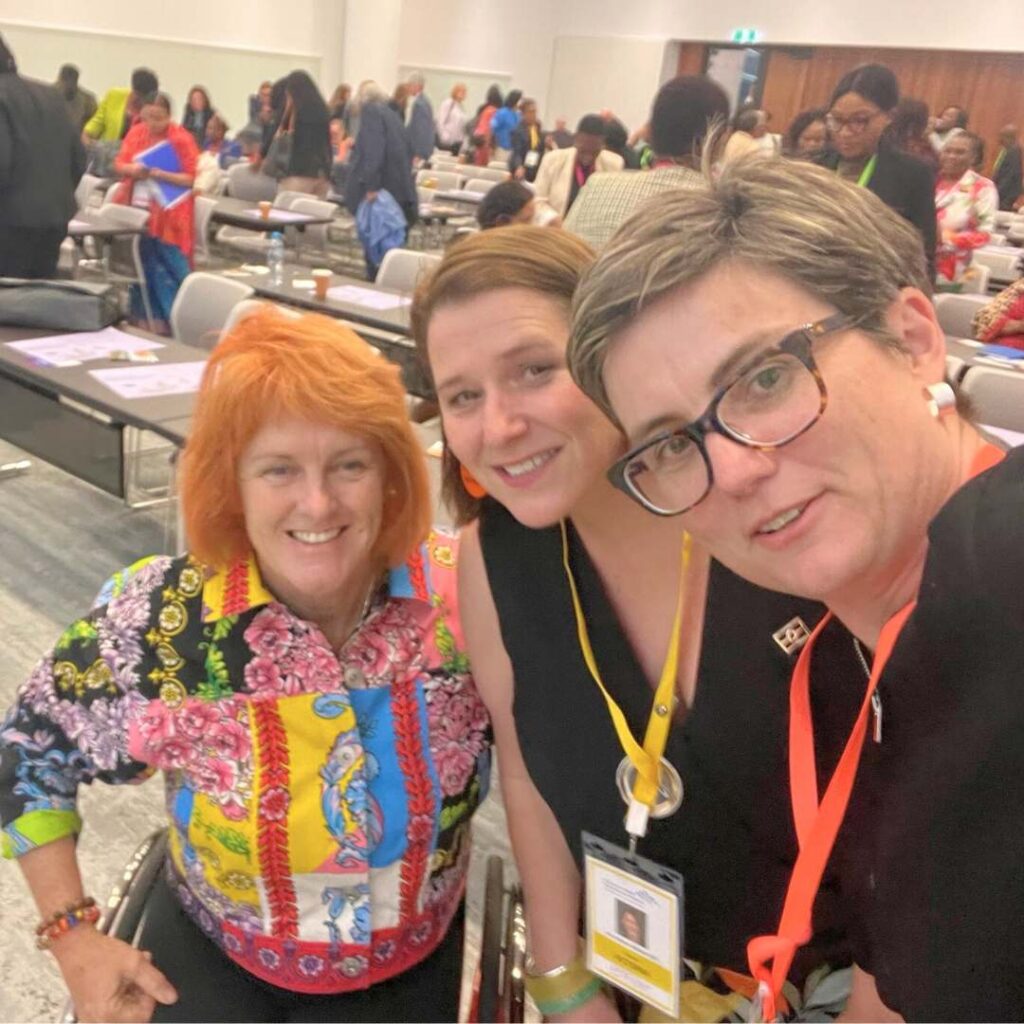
0, 309, 488, 1022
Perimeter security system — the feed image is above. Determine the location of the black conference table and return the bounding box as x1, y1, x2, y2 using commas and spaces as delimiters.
211, 197, 334, 233
214, 266, 430, 396
0, 324, 202, 497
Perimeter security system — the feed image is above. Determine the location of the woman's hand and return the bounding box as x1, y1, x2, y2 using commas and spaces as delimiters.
51, 926, 178, 1023
126, 163, 150, 180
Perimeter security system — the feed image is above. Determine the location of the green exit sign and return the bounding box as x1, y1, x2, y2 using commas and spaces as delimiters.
730, 27, 761, 43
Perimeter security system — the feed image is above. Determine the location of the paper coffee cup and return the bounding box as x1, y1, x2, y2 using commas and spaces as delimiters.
312, 268, 332, 299
259, 201, 272, 220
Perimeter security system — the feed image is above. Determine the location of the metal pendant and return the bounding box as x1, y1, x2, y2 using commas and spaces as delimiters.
616, 756, 684, 819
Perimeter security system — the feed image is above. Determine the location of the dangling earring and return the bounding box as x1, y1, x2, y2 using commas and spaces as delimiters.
459, 464, 487, 498
925, 381, 957, 419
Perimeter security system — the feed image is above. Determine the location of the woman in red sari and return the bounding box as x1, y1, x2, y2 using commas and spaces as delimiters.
114, 92, 197, 333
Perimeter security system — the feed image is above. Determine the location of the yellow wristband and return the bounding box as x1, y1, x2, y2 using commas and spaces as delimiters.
525, 954, 602, 1015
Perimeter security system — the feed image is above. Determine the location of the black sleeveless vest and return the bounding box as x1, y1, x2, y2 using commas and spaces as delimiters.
479, 500, 859, 977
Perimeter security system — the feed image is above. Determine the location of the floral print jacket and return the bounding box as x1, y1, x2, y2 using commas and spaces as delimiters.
0, 530, 491, 994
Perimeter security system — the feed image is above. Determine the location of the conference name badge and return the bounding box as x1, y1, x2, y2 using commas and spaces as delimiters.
582, 832, 683, 1018
524, 150, 540, 168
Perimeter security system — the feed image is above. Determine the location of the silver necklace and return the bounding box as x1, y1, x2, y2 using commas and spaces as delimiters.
852, 637, 883, 744
337, 580, 379, 652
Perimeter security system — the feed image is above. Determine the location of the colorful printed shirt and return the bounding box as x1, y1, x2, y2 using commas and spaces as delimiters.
0, 531, 490, 994
935, 168, 998, 285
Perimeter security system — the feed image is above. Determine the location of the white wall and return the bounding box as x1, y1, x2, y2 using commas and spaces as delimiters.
546, 36, 667, 135
550, 0, 1024, 52
343, 0, 402, 94
397, 0, 557, 111
0, 0, 328, 56
0, 0, 340, 129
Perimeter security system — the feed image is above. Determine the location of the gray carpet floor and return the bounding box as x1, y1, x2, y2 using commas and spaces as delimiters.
0, 438, 512, 1023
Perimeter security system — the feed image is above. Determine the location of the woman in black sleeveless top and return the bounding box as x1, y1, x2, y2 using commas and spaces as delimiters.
411, 227, 859, 1021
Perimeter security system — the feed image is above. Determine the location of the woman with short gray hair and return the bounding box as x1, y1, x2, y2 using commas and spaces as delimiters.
568, 155, 1024, 1021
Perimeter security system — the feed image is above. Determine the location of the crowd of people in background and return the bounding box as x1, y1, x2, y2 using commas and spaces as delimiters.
7, 23, 1024, 1024
2, 33, 1024, 323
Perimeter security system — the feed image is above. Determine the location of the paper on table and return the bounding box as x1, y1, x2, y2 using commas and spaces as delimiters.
291, 279, 316, 289
5, 326, 164, 368
326, 284, 412, 310
242, 208, 313, 223
89, 361, 206, 399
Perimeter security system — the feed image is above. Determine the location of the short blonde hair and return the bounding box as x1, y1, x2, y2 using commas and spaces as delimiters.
569, 155, 931, 419
182, 308, 430, 569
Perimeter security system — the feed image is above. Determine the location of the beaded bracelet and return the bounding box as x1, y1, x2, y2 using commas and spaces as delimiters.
524, 952, 604, 1017
35, 896, 101, 950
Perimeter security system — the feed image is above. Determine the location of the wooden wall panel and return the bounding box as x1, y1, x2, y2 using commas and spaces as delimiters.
681, 43, 1024, 171
676, 43, 706, 77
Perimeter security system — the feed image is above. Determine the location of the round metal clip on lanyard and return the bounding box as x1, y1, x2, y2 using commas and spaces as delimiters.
559, 522, 689, 852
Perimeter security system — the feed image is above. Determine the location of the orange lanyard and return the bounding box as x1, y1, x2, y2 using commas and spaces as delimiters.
747, 442, 1005, 1020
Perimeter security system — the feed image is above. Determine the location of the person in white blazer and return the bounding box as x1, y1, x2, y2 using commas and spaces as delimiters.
532, 113, 625, 220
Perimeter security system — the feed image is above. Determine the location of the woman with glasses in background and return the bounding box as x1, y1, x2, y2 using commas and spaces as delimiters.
570, 155, 1024, 1022
817, 64, 936, 278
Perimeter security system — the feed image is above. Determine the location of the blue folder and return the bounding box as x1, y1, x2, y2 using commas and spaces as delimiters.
980, 344, 1024, 361
135, 139, 191, 210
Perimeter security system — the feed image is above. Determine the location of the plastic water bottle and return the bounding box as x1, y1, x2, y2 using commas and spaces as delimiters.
267, 232, 285, 285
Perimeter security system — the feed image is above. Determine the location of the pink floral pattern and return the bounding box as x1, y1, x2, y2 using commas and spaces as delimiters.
424, 676, 489, 797
243, 608, 343, 697
132, 696, 253, 819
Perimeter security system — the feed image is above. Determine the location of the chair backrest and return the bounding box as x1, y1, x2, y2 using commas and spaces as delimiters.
376, 248, 443, 293
972, 249, 1020, 283
75, 173, 104, 213
487, 160, 510, 171
994, 210, 1015, 229
95, 203, 151, 229
193, 196, 217, 261
417, 186, 438, 205
222, 298, 302, 334
169, 272, 256, 350
958, 263, 991, 294
933, 293, 990, 339
290, 197, 335, 255
961, 364, 1024, 431
103, 182, 121, 205
416, 169, 461, 191
463, 178, 498, 195
227, 162, 278, 202
471, 166, 511, 183
274, 190, 310, 210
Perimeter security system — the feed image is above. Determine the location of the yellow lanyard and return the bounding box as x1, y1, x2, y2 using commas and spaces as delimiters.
559, 520, 691, 812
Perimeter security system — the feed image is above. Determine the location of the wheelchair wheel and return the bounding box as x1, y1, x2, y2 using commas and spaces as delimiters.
476, 855, 506, 1023
499, 881, 526, 1023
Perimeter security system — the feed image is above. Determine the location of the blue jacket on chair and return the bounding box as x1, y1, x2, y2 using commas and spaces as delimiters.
356, 189, 407, 270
